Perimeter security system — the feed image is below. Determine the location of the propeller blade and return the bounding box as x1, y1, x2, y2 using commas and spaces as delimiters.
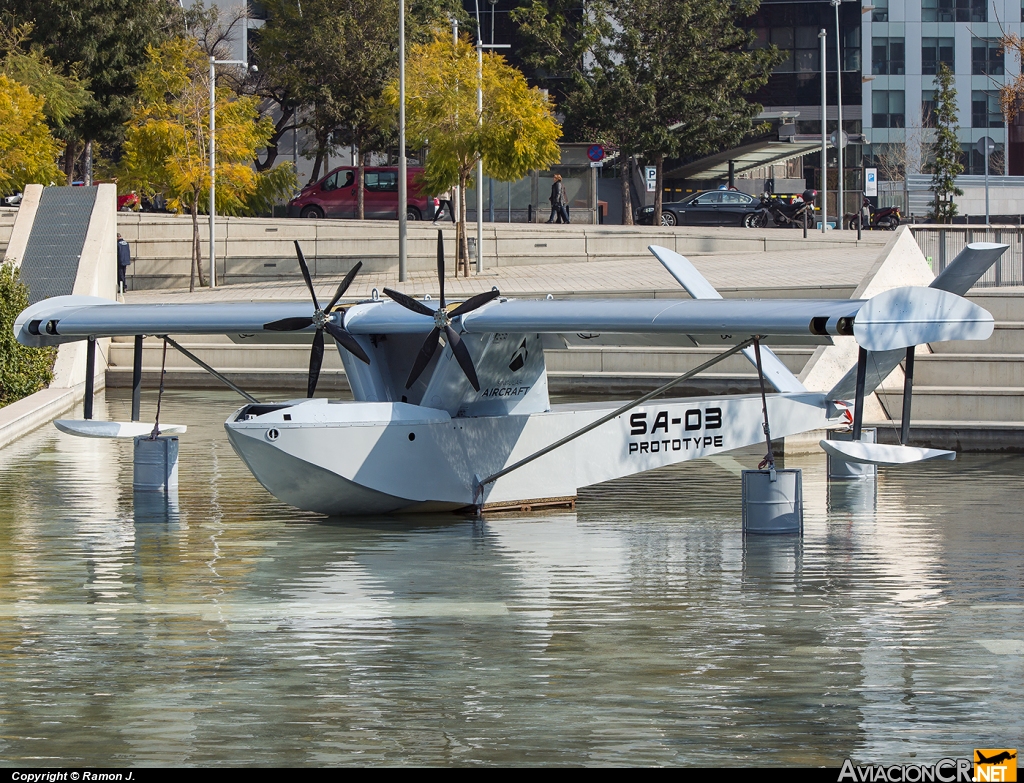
445, 325, 480, 392
383, 287, 435, 317
449, 289, 500, 318
307, 328, 325, 398
325, 321, 371, 364
325, 261, 363, 313
294, 241, 320, 310
405, 327, 441, 388
263, 316, 314, 331
436, 230, 445, 310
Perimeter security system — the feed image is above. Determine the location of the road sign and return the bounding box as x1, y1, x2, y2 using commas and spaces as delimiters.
976, 136, 996, 155
865, 168, 877, 197
829, 130, 849, 149
587, 144, 605, 162
589, 161, 603, 168
645, 166, 656, 193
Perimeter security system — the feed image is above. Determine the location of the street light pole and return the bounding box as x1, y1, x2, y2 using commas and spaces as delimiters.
398, 0, 408, 281
208, 5, 250, 289
832, 0, 844, 229
819, 28, 827, 233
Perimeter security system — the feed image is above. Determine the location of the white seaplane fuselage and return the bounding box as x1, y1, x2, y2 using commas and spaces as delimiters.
224, 391, 834, 515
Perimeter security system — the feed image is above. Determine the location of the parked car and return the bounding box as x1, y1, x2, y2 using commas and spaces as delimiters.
288, 166, 438, 220
2, 192, 22, 207
634, 190, 762, 227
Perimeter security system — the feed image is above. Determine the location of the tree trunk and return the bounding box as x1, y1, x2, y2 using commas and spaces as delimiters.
63, 138, 80, 185
459, 170, 470, 277
653, 152, 664, 227
256, 108, 294, 172
308, 143, 325, 185
190, 199, 198, 293
358, 148, 366, 220
620, 155, 633, 225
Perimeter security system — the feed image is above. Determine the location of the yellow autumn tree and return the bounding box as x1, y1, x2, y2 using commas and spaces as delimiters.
390, 33, 561, 272
0, 73, 62, 194
120, 37, 276, 291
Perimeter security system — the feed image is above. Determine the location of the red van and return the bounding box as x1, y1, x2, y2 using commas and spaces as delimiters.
288, 166, 437, 220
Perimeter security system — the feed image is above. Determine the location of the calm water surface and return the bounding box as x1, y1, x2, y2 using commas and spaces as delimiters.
0, 389, 1021, 766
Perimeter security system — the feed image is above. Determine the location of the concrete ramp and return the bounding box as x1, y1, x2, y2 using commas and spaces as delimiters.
0, 183, 117, 448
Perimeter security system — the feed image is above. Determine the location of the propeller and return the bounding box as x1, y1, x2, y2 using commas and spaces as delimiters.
382, 230, 499, 392
264, 241, 370, 398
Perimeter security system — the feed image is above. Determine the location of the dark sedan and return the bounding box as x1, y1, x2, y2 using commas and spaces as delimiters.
635, 190, 762, 227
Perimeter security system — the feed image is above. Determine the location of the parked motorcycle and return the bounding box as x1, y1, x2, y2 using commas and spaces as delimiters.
750, 190, 817, 228
846, 198, 900, 231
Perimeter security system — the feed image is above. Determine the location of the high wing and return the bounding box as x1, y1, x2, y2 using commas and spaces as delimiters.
16, 294, 860, 348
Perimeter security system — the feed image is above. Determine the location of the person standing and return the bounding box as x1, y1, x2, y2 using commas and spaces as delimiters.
433, 186, 456, 224
546, 174, 568, 223
116, 233, 131, 299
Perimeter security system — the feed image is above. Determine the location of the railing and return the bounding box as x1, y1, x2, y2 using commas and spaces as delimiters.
910, 226, 1024, 287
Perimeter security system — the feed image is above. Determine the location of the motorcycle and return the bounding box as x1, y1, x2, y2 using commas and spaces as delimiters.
750, 190, 817, 228
846, 198, 901, 231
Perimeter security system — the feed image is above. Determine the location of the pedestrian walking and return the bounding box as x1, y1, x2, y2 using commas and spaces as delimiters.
546, 174, 568, 224
433, 186, 456, 224
116, 233, 131, 299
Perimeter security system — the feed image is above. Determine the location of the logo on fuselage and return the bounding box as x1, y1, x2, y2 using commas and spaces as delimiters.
509, 339, 528, 372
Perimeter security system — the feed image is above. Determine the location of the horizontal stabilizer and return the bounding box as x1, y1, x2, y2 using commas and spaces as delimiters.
853, 286, 993, 351
54, 420, 187, 439
819, 439, 955, 466
827, 242, 1008, 401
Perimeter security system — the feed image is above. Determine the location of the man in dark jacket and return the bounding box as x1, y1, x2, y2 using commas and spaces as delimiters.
117, 233, 131, 295
546, 174, 568, 223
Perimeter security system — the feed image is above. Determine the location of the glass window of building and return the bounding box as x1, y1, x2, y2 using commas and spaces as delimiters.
972, 41, 1004, 75
922, 0, 986, 22
873, 37, 906, 75
972, 90, 1003, 127
844, 26, 862, 71
769, 26, 822, 73
922, 38, 955, 75
963, 142, 1004, 174
873, 90, 906, 128
922, 90, 937, 127
873, 0, 889, 21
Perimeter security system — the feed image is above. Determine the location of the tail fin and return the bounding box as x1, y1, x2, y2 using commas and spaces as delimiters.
827, 242, 1007, 400
649, 245, 806, 393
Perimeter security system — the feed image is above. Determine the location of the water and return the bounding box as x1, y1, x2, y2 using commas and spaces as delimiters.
0, 389, 1021, 766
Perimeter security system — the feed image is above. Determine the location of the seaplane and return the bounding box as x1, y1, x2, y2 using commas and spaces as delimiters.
13, 233, 1004, 515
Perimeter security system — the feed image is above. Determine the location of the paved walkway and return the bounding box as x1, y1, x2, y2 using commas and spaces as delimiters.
126, 245, 884, 304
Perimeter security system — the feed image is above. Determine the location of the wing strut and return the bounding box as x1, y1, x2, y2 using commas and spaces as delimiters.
162, 336, 260, 404
472, 336, 758, 512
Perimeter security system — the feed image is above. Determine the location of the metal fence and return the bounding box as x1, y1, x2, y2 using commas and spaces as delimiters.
910, 226, 1024, 287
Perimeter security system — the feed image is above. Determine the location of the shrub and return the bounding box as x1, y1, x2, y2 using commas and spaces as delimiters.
0, 259, 55, 406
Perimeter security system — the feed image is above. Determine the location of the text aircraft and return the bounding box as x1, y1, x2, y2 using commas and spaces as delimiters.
15, 236, 1004, 515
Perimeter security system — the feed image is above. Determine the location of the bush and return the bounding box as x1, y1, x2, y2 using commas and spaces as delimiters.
0, 259, 55, 406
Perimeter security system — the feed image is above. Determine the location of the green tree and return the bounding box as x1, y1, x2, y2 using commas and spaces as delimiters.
393, 33, 561, 270
515, 0, 779, 226
930, 62, 963, 223
0, 261, 55, 407
2, 0, 176, 181
0, 72, 62, 192
119, 37, 279, 291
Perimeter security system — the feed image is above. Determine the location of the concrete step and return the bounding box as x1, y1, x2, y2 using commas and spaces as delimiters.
914, 354, 1024, 387
968, 289, 1024, 321
877, 386, 1024, 422
546, 346, 813, 375
108, 340, 345, 371
930, 323, 1024, 354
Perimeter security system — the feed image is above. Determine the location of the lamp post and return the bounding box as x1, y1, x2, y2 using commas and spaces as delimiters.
832, 0, 844, 229
398, 0, 407, 281
209, 5, 251, 289
819, 28, 827, 233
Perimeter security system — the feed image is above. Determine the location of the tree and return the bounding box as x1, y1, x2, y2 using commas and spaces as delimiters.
929, 62, 963, 223
0, 261, 55, 407
514, 0, 779, 226
119, 37, 277, 291
3, 0, 176, 181
393, 33, 561, 271
0, 73, 62, 193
